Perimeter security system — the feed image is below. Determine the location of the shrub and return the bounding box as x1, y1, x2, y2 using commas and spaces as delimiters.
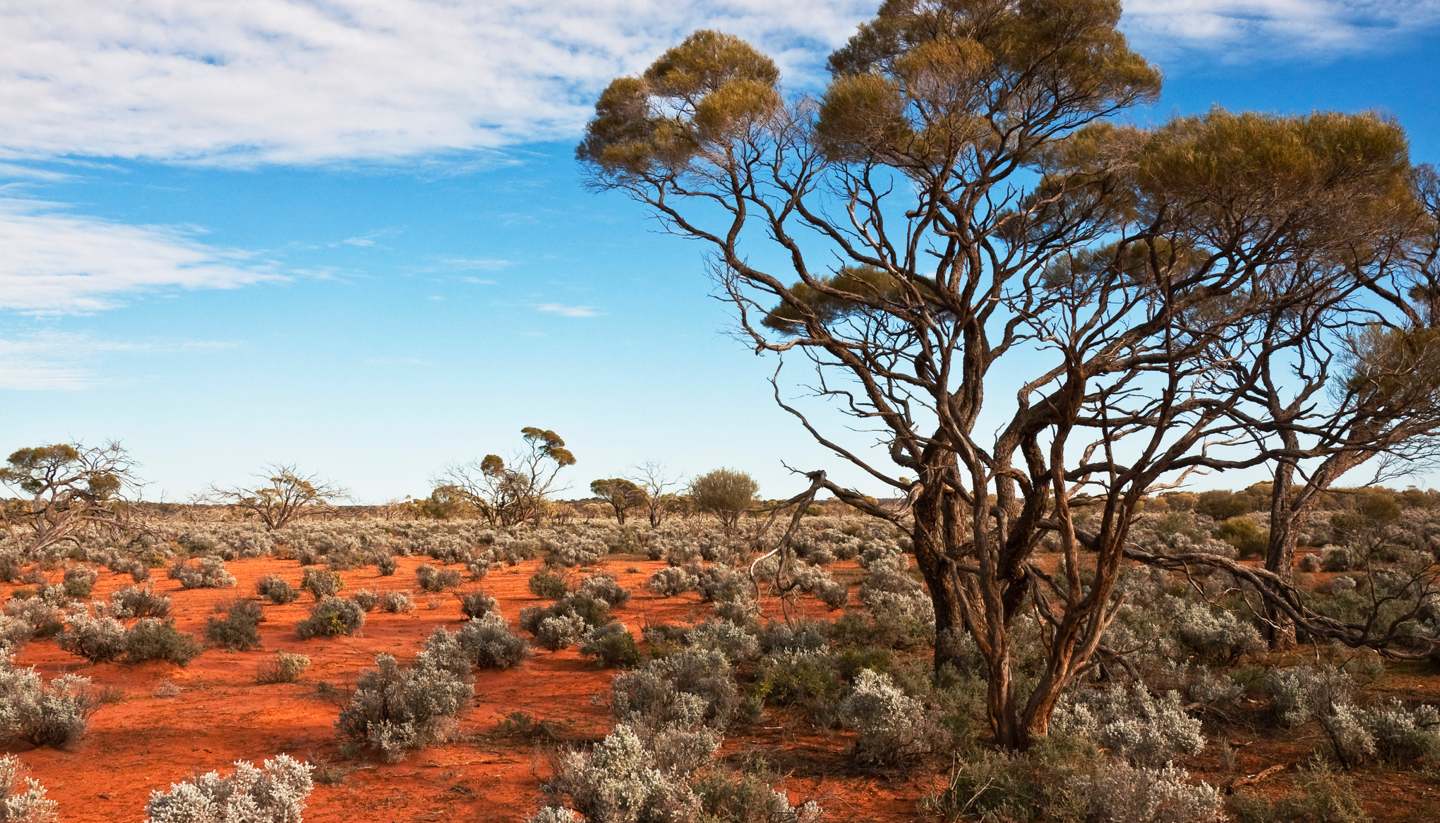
168, 557, 236, 590
256, 652, 311, 685
125, 619, 202, 665
580, 622, 640, 668
550, 724, 704, 823
528, 571, 568, 599
690, 469, 758, 531
1053, 684, 1205, 767
0, 753, 58, 823
1215, 517, 1268, 558
923, 736, 1221, 823
110, 585, 171, 618
837, 669, 932, 765
61, 567, 97, 599
1321, 546, 1354, 572
336, 653, 473, 761
692, 765, 824, 823
416, 564, 462, 593
612, 648, 739, 730
205, 600, 264, 651
0, 660, 95, 748
648, 567, 696, 597
578, 574, 630, 607
2, 598, 62, 639
1357, 699, 1440, 764
350, 590, 379, 612
456, 614, 530, 669
1173, 602, 1264, 665
520, 594, 612, 650
143, 754, 314, 823
1231, 759, 1368, 823
59, 613, 127, 663
296, 597, 365, 639
754, 650, 844, 726
256, 575, 299, 605
532, 612, 588, 651
379, 591, 414, 613
376, 555, 397, 576
688, 620, 760, 663
1085, 761, 1224, 823
458, 591, 497, 620
300, 568, 343, 600
1266, 665, 1352, 728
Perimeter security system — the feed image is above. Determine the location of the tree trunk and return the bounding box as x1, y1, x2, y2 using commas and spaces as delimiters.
1265, 470, 1299, 649
909, 490, 969, 674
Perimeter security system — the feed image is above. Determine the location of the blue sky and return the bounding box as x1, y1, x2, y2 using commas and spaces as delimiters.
2, 1, 1439, 503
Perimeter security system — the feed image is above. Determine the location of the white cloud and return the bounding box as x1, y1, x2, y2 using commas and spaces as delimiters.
0, 331, 235, 390
0, 2, 1434, 168
1124, 1, 1440, 58
0, 198, 284, 314
0, 1, 876, 167
536, 303, 600, 318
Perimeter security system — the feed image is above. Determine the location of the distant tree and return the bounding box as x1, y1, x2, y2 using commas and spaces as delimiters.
590, 477, 647, 525
411, 484, 473, 520
689, 469, 758, 532
631, 461, 684, 527
445, 427, 576, 527
0, 441, 138, 553
212, 465, 344, 531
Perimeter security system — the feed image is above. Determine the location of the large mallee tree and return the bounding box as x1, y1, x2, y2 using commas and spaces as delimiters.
579, 0, 1440, 748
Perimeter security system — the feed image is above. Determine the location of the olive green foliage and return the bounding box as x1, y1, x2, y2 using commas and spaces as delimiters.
445, 427, 576, 527
589, 478, 648, 525
689, 469, 758, 531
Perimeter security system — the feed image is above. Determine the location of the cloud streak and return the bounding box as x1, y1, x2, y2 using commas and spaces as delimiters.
0, 198, 284, 314
1123, 1, 1440, 59
536, 303, 600, 318
0, 1, 875, 167
0, 331, 235, 390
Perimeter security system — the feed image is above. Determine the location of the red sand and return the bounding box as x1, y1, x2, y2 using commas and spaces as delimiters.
4, 556, 931, 822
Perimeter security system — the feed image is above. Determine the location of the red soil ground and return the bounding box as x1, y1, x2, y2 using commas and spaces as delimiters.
3, 556, 938, 822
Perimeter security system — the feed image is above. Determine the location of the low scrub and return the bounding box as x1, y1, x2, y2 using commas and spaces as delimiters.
336, 652, 473, 761
143, 754, 314, 823
0, 753, 58, 823
296, 597, 365, 639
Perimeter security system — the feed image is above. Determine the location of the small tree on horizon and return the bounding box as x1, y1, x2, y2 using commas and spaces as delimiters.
444, 427, 576, 527
631, 461, 685, 528
590, 477, 647, 525
0, 441, 139, 553
212, 465, 344, 531
688, 468, 758, 532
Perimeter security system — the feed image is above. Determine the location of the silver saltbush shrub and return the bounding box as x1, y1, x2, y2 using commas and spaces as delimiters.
837, 669, 933, 765
335, 652, 473, 761
1, 754, 58, 823
143, 754, 314, 823
1081, 761, 1224, 823
1053, 684, 1205, 767
0, 657, 95, 748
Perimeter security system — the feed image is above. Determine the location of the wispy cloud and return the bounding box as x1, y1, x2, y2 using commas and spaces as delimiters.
1124, 1, 1440, 59
0, 331, 236, 390
536, 303, 600, 318
0, 1, 876, 167
0, 198, 284, 314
